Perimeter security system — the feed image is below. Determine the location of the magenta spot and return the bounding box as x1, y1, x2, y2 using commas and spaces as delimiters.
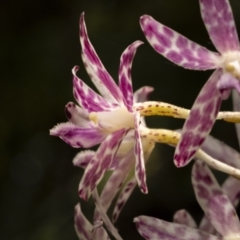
155, 32, 172, 48
163, 26, 174, 38
153, 43, 165, 53
166, 51, 183, 64
176, 35, 188, 49
185, 109, 201, 129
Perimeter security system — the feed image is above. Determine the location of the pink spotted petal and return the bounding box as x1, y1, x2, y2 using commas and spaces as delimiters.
65, 102, 90, 127
199, 0, 239, 53
217, 72, 240, 93
72, 66, 116, 112
140, 15, 221, 70
113, 138, 154, 223
94, 150, 135, 221
134, 112, 147, 194
74, 203, 92, 240
119, 41, 143, 110
79, 13, 124, 105
222, 177, 240, 208
81, 51, 117, 104
112, 176, 137, 223
50, 122, 107, 148
174, 69, 223, 167
78, 129, 127, 201
134, 216, 220, 240
200, 134, 240, 169
173, 210, 197, 228
233, 90, 240, 147
199, 176, 240, 234
73, 150, 96, 169
192, 160, 240, 238
133, 86, 154, 103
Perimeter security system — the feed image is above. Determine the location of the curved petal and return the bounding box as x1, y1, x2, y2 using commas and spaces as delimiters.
74, 204, 92, 240
73, 150, 96, 169
199, 176, 240, 234
174, 69, 223, 167
92, 223, 110, 240
140, 15, 221, 70
72, 66, 116, 112
133, 86, 154, 103
134, 113, 147, 194
79, 13, 124, 105
78, 129, 128, 201
118, 41, 143, 110
173, 210, 197, 228
65, 102, 90, 127
192, 160, 240, 238
112, 139, 154, 223
199, 0, 239, 53
222, 177, 240, 208
50, 122, 107, 148
94, 149, 135, 221
134, 216, 220, 240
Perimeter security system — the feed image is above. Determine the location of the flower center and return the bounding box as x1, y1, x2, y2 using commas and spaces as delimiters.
89, 107, 135, 132
222, 51, 240, 79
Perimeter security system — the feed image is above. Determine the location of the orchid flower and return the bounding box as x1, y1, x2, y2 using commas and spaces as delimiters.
134, 160, 240, 240
140, 0, 240, 167
50, 12, 151, 200
73, 86, 155, 223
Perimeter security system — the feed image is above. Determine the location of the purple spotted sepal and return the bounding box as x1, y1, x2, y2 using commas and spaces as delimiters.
78, 128, 128, 201
134, 215, 220, 240
174, 69, 223, 167
192, 160, 240, 239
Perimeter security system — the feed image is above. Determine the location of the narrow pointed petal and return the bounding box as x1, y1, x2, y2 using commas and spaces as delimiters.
78, 129, 127, 201
222, 177, 240, 208
94, 150, 135, 221
50, 122, 107, 148
133, 86, 154, 103
217, 72, 240, 93
113, 140, 154, 223
119, 41, 143, 110
173, 210, 197, 228
112, 176, 137, 223
199, 0, 239, 53
192, 160, 240, 238
134, 216, 220, 240
79, 13, 124, 104
233, 90, 240, 147
174, 69, 223, 167
134, 113, 148, 194
72, 66, 116, 112
73, 150, 96, 169
74, 204, 92, 240
200, 134, 240, 169
140, 15, 221, 70
199, 176, 240, 235
65, 102, 90, 127
81, 51, 116, 104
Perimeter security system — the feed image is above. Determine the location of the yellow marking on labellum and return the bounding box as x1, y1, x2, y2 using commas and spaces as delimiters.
134, 101, 240, 123
140, 127, 180, 145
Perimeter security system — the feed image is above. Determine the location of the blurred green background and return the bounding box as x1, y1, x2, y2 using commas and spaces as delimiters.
1, 0, 240, 239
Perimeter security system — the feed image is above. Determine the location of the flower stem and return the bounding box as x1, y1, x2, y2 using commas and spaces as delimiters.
92, 188, 123, 240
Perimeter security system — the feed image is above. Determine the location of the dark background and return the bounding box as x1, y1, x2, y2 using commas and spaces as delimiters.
1, 0, 240, 239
